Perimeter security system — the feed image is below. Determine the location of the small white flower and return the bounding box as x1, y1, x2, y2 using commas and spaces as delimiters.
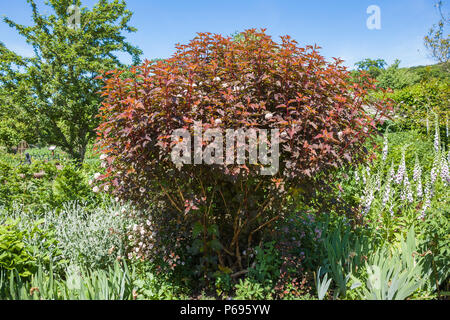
265, 113, 273, 120
139, 187, 146, 193
92, 186, 99, 193
100, 154, 107, 160
94, 172, 101, 180
103, 185, 109, 192
215, 118, 222, 125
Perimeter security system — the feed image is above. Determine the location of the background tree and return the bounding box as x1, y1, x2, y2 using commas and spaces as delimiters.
375, 60, 420, 90
2, 0, 142, 162
354, 58, 387, 79
424, 0, 449, 67
0, 42, 37, 151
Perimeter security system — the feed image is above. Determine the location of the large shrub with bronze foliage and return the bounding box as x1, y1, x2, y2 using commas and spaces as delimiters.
95, 29, 391, 278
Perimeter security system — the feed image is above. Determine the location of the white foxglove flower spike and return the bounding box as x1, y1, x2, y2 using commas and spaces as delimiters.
413, 154, 422, 182
382, 133, 388, 162
395, 151, 406, 184
430, 153, 440, 185
434, 114, 440, 153
446, 115, 449, 138
440, 153, 449, 186
416, 175, 423, 199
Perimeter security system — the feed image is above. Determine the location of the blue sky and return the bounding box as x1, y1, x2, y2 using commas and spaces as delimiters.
0, 0, 446, 69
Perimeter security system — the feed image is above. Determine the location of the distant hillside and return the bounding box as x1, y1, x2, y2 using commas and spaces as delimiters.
401, 62, 449, 82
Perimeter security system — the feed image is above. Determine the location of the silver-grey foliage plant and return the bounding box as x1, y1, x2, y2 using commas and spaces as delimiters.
43, 201, 133, 269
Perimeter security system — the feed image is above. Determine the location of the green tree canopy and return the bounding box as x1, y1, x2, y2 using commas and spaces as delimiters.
375, 60, 420, 90
424, 1, 449, 67
2, 0, 142, 161
0, 42, 37, 149
354, 58, 387, 79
